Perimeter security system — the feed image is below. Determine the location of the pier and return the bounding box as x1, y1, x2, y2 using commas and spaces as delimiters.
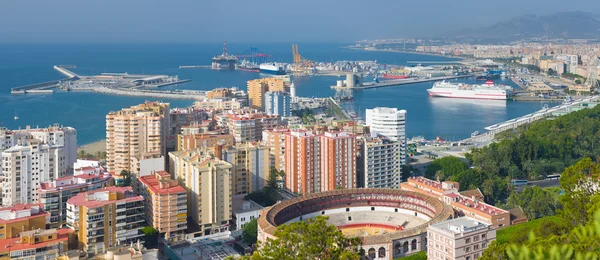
462, 95, 600, 143
333, 75, 473, 90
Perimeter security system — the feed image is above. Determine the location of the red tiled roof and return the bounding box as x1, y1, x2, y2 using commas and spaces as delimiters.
67, 186, 143, 208
139, 174, 186, 195
0, 228, 72, 253
0, 204, 47, 224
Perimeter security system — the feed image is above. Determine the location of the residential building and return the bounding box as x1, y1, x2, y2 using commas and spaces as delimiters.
225, 113, 280, 143
176, 133, 234, 152
168, 107, 209, 151
232, 195, 264, 231
0, 204, 47, 239
137, 171, 187, 241
359, 136, 402, 188
401, 177, 511, 229
66, 186, 145, 256
320, 131, 356, 191
284, 130, 321, 194
0, 228, 72, 259
247, 78, 287, 110
169, 150, 232, 234
1, 125, 77, 206
365, 107, 407, 163
207, 88, 232, 99
427, 217, 496, 260
264, 91, 291, 117
262, 128, 290, 171
105, 102, 170, 175
223, 142, 271, 195
193, 98, 243, 111
39, 160, 113, 228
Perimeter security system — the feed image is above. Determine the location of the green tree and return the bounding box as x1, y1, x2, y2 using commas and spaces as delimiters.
242, 218, 258, 245
244, 167, 281, 207
559, 158, 600, 227
424, 156, 468, 180
140, 226, 158, 247
547, 68, 557, 76
505, 186, 561, 220
251, 216, 361, 260
117, 170, 132, 187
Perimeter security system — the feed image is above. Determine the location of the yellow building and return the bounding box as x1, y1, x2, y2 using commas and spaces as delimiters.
207, 88, 232, 99
223, 142, 272, 195
0, 228, 72, 260
176, 132, 235, 152
106, 102, 170, 175
569, 84, 592, 94
66, 186, 145, 256
0, 204, 47, 239
137, 171, 187, 241
262, 128, 290, 171
247, 78, 287, 110
169, 149, 232, 234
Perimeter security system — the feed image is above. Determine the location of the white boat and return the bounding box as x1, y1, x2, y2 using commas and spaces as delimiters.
427, 80, 508, 100
259, 63, 286, 75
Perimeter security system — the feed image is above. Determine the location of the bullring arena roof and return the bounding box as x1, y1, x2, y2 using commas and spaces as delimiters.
258, 188, 453, 245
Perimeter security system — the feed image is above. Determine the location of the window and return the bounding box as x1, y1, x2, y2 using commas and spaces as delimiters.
395, 208, 398, 212
321, 211, 325, 215
346, 208, 349, 212
465, 247, 471, 252
474, 253, 479, 259
466, 257, 471, 260
482, 242, 487, 248
348, 216, 352, 221
465, 238, 471, 243
481, 234, 486, 239
371, 207, 375, 211
474, 244, 479, 250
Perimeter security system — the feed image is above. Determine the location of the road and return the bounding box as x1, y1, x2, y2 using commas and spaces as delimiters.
516, 179, 560, 192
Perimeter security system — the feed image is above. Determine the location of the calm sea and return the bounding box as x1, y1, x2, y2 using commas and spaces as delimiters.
0, 43, 554, 144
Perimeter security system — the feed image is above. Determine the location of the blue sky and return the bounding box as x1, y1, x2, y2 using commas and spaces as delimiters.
0, 0, 597, 43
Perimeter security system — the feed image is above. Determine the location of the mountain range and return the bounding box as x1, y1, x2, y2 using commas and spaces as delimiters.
446, 11, 600, 40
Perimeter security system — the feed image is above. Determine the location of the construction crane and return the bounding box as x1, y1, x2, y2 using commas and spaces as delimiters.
291, 44, 315, 75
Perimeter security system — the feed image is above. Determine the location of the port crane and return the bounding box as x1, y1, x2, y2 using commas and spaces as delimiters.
234, 48, 272, 65
292, 44, 315, 75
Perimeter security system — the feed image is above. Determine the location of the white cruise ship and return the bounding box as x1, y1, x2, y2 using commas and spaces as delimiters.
427, 80, 508, 100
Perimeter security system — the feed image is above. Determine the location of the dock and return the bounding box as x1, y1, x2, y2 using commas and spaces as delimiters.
11, 65, 78, 94
463, 95, 600, 143
179, 65, 211, 69
333, 75, 473, 90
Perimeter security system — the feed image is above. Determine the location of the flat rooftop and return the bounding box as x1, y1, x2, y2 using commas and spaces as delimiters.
430, 217, 489, 234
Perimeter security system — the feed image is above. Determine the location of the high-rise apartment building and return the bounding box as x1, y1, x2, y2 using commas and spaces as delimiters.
359, 136, 402, 188
223, 142, 271, 195
283, 130, 356, 195
66, 186, 145, 256
0, 204, 48, 239
137, 171, 187, 241
0, 125, 77, 206
365, 107, 407, 164
284, 130, 320, 194
262, 128, 290, 171
247, 78, 287, 110
427, 217, 496, 260
320, 131, 356, 191
169, 150, 232, 234
167, 107, 209, 151
106, 102, 170, 175
225, 113, 280, 143
39, 160, 113, 228
264, 91, 291, 117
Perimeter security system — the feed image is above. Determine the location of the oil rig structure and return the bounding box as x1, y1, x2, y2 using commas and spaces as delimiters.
212, 41, 237, 70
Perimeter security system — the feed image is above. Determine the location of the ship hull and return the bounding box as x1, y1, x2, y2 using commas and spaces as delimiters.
259, 69, 286, 75
237, 67, 260, 73
427, 89, 507, 100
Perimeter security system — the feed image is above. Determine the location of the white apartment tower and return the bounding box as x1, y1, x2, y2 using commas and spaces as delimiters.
0, 125, 77, 206
365, 107, 407, 164
361, 136, 402, 189
427, 217, 496, 260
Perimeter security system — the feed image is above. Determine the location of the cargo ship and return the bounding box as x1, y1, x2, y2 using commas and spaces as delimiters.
381, 73, 410, 79
237, 60, 260, 72
259, 63, 286, 75
427, 80, 508, 100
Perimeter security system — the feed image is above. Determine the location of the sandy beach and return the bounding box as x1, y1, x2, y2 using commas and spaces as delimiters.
78, 139, 106, 154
